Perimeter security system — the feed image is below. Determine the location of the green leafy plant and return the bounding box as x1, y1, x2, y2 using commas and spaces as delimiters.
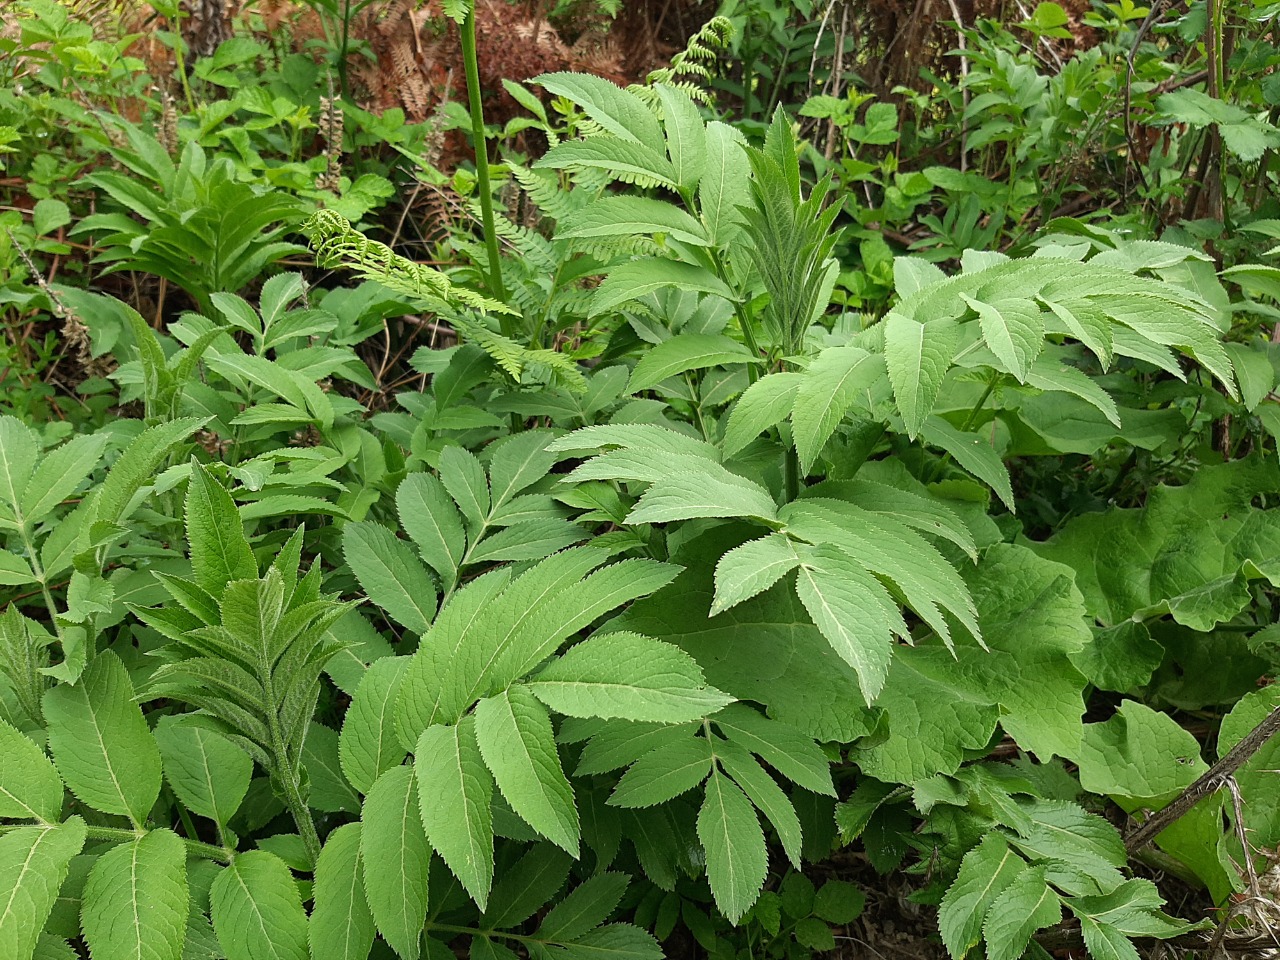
6, 2, 1280, 957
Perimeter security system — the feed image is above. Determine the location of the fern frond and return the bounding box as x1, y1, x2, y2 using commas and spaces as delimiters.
644, 14, 734, 101
302, 210, 513, 316
510, 164, 594, 224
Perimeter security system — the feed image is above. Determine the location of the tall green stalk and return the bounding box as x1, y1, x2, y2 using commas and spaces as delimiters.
458, 1, 510, 326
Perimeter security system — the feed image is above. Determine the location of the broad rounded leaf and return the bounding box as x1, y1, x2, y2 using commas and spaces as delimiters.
1077, 700, 1207, 805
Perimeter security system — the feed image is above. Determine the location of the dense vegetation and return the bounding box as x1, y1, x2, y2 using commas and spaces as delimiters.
2, 0, 1280, 957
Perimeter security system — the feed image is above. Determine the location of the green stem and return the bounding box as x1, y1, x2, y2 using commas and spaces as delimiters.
458, 1, 510, 320
0, 823, 232, 863
960, 376, 998, 432
261, 671, 321, 867
338, 0, 352, 101
784, 444, 800, 502
168, 15, 197, 115
17, 522, 62, 645
685, 372, 713, 443
427, 923, 563, 947
166, 783, 202, 849
709, 252, 762, 383
274, 756, 321, 868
